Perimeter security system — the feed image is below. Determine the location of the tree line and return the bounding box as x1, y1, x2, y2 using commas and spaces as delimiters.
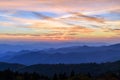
0, 69, 120, 80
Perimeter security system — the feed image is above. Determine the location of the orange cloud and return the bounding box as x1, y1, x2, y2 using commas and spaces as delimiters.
0, 0, 120, 42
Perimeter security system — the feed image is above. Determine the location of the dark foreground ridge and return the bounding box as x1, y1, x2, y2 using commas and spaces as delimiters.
1, 69, 120, 80
0, 61, 120, 80
0, 60, 120, 76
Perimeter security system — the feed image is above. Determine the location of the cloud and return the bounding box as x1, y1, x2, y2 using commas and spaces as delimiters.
0, 0, 120, 14
32, 12, 54, 20
0, 0, 120, 42
0, 10, 119, 41
59, 12, 105, 23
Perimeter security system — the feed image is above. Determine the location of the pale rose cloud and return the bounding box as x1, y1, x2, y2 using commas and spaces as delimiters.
0, 0, 120, 14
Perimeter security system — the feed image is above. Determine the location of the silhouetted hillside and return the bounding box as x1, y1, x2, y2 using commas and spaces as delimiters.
18, 61, 120, 76
0, 61, 120, 77
0, 62, 26, 71
1, 68, 120, 80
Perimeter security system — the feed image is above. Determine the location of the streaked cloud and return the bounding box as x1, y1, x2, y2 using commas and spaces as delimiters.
0, 0, 120, 42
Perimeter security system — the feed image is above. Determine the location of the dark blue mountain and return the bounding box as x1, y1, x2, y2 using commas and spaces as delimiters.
0, 42, 107, 53
1, 43, 119, 65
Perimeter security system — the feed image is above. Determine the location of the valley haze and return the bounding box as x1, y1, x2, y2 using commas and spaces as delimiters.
0, 43, 120, 65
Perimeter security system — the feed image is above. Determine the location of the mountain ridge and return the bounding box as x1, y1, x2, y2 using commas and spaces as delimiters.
1, 60, 120, 76
0, 43, 119, 65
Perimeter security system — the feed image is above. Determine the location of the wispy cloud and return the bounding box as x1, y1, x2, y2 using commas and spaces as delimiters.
0, 0, 120, 42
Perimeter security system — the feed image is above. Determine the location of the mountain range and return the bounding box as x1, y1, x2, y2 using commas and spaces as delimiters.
0, 43, 120, 65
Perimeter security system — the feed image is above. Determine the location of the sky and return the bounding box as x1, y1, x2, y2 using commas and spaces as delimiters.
0, 0, 120, 43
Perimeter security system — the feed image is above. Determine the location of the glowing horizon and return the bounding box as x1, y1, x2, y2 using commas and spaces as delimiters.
0, 0, 120, 43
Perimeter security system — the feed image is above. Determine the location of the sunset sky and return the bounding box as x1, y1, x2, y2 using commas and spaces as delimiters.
0, 0, 120, 43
